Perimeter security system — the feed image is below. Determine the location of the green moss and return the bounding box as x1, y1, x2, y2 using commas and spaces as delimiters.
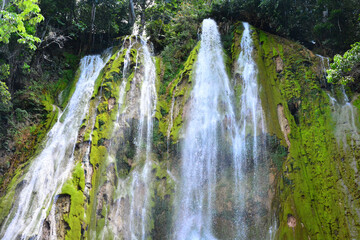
62, 163, 86, 240
130, 48, 138, 63
155, 57, 162, 90
0, 166, 25, 224
149, 162, 175, 239
152, 162, 175, 200
58, 68, 81, 109
84, 128, 92, 142
92, 71, 106, 98
170, 114, 183, 142
251, 28, 357, 239
97, 101, 108, 114
252, 30, 285, 143
41, 97, 59, 133
156, 42, 200, 145
169, 42, 200, 95
231, 22, 244, 63
104, 51, 126, 80
49, 53, 81, 109
90, 145, 108, 167
125, 71, 134, 92
86, 147, 110, 238
95, 112, 113, 140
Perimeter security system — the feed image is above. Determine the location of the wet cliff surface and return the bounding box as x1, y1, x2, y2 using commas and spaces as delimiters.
0, 20, 359, 240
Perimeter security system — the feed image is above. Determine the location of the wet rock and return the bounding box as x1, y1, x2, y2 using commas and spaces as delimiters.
83, 158, 93, 199
287, 214, 297, 228
108, 97, 116, 111
41, 219, 51, 240
277, 104, 291, 147
55, 194, 71, 239
275, 56, 284, 73
77, 126, 86, 143
42, 194, 71, 239
95, 164, 116, 218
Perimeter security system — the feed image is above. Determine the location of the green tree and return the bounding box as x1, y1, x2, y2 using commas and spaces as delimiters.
327, 42, 360, 85
0, 0, 44, 50
0, 63, 10, 106
210, 0, 360, 53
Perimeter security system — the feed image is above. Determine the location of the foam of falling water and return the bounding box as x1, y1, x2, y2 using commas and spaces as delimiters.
316, 54, 330, 86
333, 88, 360, 149
173, 20, 268, 239
95, 38, 138, 240
115, 36, 137, 126
232, 22, 267, 239
317, 53, 360, 238
174, 19, 239, 240
0, 51, 111, 239
129, 37, 157, 240
82, 77, 109, 235
267, 217, 278, 240
102, 36, 157, 240
327, 93, 337, 106
237, 22, 266, 166
324, 68, 360, 239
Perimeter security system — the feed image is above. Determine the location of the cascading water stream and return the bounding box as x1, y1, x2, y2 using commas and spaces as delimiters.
318, 55, 360, 148
316, 54, 330, 87
99, 36, 157, 240
236, 22, 266, 170
174, 19, 240, 240
129, 37, 157, 240
167, 90, 176, 152
333, 88, 360, 149
93, 38, 135, 240
318, 55, 360, 236
175, 19, 268, 240
233, 22, 267, 239
0, 51, 111, 239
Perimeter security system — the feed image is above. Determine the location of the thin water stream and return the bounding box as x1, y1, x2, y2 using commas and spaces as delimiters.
98, 36, 157, 240
0, 51, 111, 239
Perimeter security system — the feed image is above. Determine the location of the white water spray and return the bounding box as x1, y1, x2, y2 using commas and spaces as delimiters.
0, 51, 111, 239
174, 19, 239, 240
175, 20, 268, 240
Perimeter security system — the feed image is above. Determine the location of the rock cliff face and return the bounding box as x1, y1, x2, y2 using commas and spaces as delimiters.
249, 25, 360, 239
0, 21, 359, 240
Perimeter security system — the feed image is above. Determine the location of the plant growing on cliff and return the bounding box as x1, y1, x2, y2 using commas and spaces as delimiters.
327, 41, 360, 85
0, 63, 10, 106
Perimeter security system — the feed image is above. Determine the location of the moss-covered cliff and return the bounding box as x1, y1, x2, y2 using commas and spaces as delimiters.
0, 21, 359, 240
245, 25, 360, 239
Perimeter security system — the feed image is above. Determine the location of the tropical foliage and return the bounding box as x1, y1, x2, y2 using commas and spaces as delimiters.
0, 0, 44, 49
327, 42, 360, 85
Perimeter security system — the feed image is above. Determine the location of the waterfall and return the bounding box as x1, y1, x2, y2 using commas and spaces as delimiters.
174, 19, 239, 240
316, 54, 330, 87
0, 51, 111, 239
236, 22, 266, 168
318, 54, 360, 148
174, 19, 268, 240
333, 87, 360, 149
98, 36, 157, 240
319, 55, 360, 238
233, 22, 267, 239
128, 37, 157, 240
